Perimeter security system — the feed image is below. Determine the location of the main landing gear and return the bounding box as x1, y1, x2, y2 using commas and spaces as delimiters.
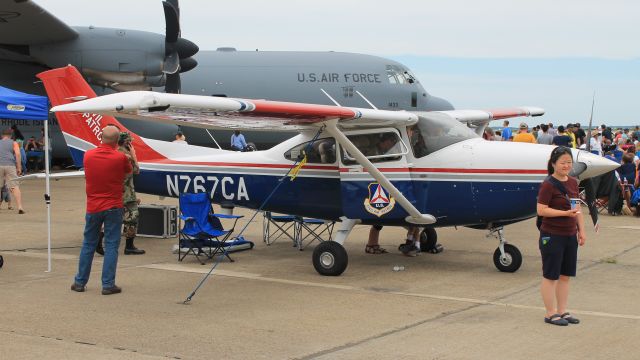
419, 228, 444, 254
487, 227, 522, 273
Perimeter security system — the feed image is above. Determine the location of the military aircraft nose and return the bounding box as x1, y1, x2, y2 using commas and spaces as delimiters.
426, 95, 454, 111
572, 150, 620, 180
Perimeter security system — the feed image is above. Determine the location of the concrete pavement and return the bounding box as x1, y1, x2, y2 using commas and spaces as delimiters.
0, 178, 639, 359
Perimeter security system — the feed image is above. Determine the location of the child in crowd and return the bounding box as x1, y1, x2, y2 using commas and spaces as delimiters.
0, 184, 11, 209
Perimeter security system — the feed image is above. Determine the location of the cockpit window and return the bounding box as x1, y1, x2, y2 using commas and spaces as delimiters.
408, 114, 478, 158
342, 131, 407, 165
386, 65, 417, 85
284, 138, 336, 164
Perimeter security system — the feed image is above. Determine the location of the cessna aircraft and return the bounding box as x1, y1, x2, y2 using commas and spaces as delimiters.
37, 66, 619, 276
0, 0, 452, 158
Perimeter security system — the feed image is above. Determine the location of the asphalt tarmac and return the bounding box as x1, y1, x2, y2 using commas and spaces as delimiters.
1, 178, 639, 359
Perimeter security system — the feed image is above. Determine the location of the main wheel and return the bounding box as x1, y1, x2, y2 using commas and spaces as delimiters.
312, 241, 348, 276
420, 228, 437, 250
493, 244, 522, 273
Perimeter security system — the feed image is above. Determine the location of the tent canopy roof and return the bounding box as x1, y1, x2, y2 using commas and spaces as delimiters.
0, 86, 48, 120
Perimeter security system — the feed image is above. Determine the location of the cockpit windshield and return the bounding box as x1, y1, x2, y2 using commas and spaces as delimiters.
407, 113, 478, 158
386, 65, 418, 85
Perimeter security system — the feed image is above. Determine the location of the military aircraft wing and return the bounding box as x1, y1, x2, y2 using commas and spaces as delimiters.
50, 89, 419, 131
426, 107, 545, 135
0, 1, 78, 46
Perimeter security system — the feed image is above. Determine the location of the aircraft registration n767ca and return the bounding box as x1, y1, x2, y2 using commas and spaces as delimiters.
37, 66, 619, 276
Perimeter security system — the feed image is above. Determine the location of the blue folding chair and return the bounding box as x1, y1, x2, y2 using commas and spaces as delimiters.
263, 211, 298, 246
178, 193, 250, 264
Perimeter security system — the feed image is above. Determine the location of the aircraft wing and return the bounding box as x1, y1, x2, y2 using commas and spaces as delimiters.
429, 107, 545, 135
17, 170, 85, 181
50, 91, 419, 131
0, 1, 78, 46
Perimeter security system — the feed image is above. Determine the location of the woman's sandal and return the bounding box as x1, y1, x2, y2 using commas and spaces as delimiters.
561, 312, 580, 324
365, 244, 388, 254
544, 313, 569, 326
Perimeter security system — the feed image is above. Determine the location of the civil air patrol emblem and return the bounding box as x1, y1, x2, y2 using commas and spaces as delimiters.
364, 183, 395, 217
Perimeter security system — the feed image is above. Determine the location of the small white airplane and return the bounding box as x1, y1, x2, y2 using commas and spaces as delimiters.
38, 66, 618, 276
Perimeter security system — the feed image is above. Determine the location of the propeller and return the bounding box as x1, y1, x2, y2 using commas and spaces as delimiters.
162, 0, 198, 93
581, 93, 600, 231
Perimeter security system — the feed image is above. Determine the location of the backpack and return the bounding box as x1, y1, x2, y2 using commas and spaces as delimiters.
536, 176, 569, 230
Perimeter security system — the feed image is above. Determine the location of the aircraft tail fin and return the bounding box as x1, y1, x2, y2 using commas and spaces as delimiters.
37, 66, 161, 166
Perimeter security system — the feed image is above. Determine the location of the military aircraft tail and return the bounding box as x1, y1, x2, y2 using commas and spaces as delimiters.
37, 66, 161, 167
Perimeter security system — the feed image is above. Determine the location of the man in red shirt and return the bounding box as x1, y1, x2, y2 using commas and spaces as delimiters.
71, 125, 132, 295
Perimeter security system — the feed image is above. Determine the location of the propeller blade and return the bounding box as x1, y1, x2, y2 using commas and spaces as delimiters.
163, 1, 180, 44
163, 51, 180, 74
179, 57, 197, 73
586, 92, 595, 152
582, 178, 600, 232
165, 73, 181, 94
176, 38, 199, 59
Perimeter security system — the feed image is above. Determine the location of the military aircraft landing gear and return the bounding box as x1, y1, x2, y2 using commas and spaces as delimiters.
488, 227, 522, 273
420, 228, 443, 254
313, 242, 348, 276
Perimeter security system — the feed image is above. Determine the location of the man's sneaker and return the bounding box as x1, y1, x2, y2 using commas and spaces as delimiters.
101, 285, 122, 295
70, 283, 86, 292
399, 243, 418, 257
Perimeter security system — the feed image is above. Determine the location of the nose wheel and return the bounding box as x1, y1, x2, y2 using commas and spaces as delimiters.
312, 241, 348, 276
488, 227, 522, 273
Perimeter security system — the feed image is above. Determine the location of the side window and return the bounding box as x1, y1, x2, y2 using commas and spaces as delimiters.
342, 132, 405, 165
284, 138, 336, 164
407, 125, 428, 158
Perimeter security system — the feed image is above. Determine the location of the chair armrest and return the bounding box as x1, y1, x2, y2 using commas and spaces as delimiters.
214, 214, 244, 219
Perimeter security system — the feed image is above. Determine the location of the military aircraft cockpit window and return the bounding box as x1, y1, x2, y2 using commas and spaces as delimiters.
342, 131, 408, 165
284, 138, 336, 164
410, 114, 478, 158
386, 65, 418, 85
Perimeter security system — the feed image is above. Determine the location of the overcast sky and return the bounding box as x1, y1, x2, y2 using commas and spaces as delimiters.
36, 0, 640, 126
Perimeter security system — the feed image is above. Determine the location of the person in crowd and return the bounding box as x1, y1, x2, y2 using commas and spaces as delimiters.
365, 225, 422, 257
574, 123, 586, 147
495, 130, 502, 140
173, 131, 187, 144
10, 125, 24, 142
566, 124, 577, 148
548, 123, 558, 137
118, 132, 145, 255
587, 131, 603, 155
552, 126, 572, 147
366, 225, 388, 254
537, 124, 554, 145
24, 136, 44, 172
602, 125, 613, 142
537, 146, 586, 326
532, 126, 539, 140
513, 123, 536, 143
230, 130, 248, 151
0, 184, 11, 209
618, 153, 636, 209
0, 128, 24, 213
501, 120, 512, 141
71, 125, 132, 295
24, 136, 39, 151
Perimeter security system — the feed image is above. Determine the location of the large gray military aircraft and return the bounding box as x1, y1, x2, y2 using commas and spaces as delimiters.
0, 0, 453, 160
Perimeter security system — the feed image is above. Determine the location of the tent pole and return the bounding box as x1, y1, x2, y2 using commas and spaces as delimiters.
45, 118, 51, 273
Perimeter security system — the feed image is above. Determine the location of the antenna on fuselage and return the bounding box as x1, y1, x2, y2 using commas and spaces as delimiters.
320, 88, 341, 106
355, 90, 378, 110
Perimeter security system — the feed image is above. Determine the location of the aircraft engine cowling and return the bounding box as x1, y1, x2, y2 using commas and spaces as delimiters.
28, 24, 197, 92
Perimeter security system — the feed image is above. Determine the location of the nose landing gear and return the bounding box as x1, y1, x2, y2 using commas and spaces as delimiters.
487, 227, 522, 272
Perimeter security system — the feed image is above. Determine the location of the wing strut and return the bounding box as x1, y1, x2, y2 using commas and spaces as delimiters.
324, 121, 436, 225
